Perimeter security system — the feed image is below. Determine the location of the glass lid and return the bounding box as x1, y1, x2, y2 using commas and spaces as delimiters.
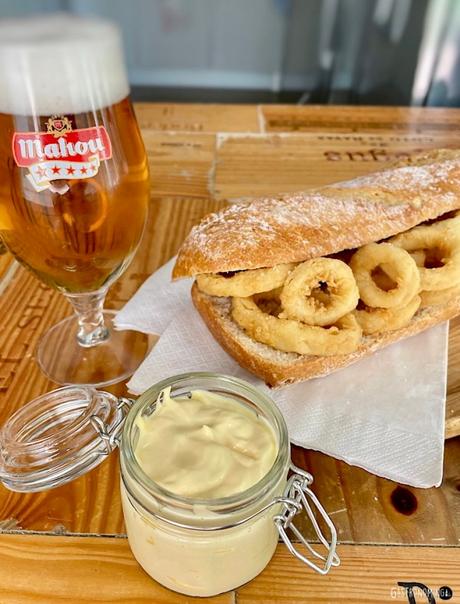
0, 386, 132, 492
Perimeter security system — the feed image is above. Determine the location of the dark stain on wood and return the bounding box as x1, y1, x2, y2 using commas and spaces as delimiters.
391, 486, 418, 516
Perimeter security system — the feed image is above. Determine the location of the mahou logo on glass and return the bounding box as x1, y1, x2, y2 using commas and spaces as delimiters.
12, 115, 112, 192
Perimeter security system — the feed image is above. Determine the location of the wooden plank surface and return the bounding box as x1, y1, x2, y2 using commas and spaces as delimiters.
0, 104, 459, 558
0, 534, 458, 604
213, 131, 448, 199
260, 104, 460, 133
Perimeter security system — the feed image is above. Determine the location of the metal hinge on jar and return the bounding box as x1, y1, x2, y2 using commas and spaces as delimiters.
274, 463, 340, 575
90, 397, 134, 454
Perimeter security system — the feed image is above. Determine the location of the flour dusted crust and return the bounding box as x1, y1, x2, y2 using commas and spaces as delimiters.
173, 149, 460, 279
192, 283, 459, 387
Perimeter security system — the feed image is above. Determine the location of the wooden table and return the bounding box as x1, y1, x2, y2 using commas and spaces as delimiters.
1, 104, 460, 603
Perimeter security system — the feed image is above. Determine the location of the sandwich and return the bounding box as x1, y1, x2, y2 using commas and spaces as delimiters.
173, 149, 460, 387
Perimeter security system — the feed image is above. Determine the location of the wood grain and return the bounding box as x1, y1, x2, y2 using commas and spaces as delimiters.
142, 132, 216, 198
290, 438, 460, 545
447, 317, 460, 439
0, 534, 458, 604
134, 102, 260, 133
239, 542, 460, 603
0, 253, 16, 294
213, 131, 448, 200
0, 104, 459, 545
260, 104, 460, 133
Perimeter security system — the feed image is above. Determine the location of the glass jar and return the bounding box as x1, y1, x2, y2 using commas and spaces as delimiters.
0, 372, 339, 598
120, 373, 338, 597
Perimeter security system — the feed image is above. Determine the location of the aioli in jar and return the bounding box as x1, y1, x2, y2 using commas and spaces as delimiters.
121, 383, 287, 597
133, 388, 278, 498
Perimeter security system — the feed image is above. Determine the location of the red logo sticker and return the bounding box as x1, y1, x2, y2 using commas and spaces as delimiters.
12, 115, 112, 192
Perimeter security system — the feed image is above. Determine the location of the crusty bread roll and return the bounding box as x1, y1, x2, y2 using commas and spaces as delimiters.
174, 149, 460, 387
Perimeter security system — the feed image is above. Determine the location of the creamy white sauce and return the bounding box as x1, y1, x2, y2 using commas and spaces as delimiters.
133, 388, 277, 499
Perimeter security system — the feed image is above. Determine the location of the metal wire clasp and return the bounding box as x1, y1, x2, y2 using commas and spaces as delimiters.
90, 397, 134, 454
274, 463, 340, 575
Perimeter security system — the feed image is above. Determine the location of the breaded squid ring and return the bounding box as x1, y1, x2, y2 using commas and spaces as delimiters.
391, 227, 460, 291
420, 283, 460, 308
196, 263, 296, 297
279, 258, 359, 326
232, 295, 362, 356
353, 296, 421, 335
349, 243, 420, 309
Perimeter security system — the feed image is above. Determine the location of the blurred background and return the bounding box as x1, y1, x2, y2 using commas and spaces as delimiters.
1, 0, 459, 106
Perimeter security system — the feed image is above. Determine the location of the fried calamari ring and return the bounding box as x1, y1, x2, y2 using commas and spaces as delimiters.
232, 295, 362, 356
349, 243, 420, 309
420, 283, 460, 308
196, 263, 296, 298
391, 227, 460, 291
279, 258, 359, 326
353, 296, 421, 335
370, 266, 397, 291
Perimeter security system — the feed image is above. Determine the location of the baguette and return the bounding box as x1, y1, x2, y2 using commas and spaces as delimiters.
174, 149, 460, 386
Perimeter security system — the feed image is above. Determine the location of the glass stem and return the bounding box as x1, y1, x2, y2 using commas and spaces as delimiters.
65, 290, 110, 348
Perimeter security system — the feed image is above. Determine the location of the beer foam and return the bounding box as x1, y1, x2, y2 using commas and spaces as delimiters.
0, 14, 130, 116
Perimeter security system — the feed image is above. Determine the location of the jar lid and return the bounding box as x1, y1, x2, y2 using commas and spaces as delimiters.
0, 386, 132, 492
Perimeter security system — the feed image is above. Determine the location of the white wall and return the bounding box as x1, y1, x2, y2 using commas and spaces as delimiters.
69, 0, 287, 89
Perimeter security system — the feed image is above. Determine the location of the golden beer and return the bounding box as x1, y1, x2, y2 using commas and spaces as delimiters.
0, 14, 150, 385
0, 97, 149, 293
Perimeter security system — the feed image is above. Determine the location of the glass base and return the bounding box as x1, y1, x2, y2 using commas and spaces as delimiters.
36, 310, 149, 387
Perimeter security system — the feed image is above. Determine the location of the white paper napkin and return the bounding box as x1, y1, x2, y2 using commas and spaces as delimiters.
115, 258, 448, 488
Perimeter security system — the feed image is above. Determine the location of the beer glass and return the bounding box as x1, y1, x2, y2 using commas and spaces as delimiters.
0, 15, 150, 386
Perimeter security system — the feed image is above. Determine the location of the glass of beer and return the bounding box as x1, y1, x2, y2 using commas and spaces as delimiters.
0, 15, 150, 386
